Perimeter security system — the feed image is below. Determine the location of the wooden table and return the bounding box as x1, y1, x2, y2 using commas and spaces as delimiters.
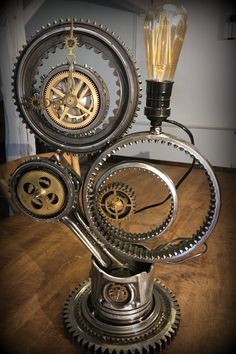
0, 169, 235, 354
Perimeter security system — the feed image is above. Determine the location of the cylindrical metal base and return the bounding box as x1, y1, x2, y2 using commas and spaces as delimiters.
63, 259, 180, 353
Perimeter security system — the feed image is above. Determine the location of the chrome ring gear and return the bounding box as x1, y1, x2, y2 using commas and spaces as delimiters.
13, 19, 140, 154
96, 182, 136, 224
83, 132, 220, 263
63, 279, 180, 354
10, 157, 80, 221
92, 161, 178, 242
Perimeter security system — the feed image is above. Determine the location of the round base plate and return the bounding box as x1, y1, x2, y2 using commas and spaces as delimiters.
63, 280, 180, 354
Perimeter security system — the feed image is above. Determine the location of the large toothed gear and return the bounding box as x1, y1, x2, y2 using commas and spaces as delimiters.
83, 132, 220, 263
63, 280, 180, 354
9, 157, 80, 221
12, 19, 141, 154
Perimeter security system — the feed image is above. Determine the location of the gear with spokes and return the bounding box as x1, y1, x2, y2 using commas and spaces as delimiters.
96, 182, 136, 224
44, 70, 100, 129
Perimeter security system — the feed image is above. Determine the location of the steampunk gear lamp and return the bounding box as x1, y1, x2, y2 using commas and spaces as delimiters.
9, 5, 220, 354
144, 3, 187, 127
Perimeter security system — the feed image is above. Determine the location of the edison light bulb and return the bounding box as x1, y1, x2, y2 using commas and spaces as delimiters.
144, 3, 187, 82
144, 3, 187, 127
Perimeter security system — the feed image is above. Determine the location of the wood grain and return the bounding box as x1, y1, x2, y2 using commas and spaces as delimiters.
0, 167, 235, 354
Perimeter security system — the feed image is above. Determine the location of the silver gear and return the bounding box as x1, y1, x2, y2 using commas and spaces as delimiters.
83, 132, 220, 263
63, 279, 180, 354
12, 19, 141, 154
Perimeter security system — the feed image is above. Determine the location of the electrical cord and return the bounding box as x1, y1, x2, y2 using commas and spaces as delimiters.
134, 120, 208, 263
135, 120, 196, 214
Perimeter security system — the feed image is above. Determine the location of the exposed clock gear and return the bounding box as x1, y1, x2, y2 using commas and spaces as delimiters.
106, 283, 131, 304
96, 182, 136, 224
44, 70, 100, 129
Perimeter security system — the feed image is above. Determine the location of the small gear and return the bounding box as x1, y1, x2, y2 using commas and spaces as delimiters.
44, 70, 100, 129
63, 279, 180, 354
96, 182, 136, 224
106, 283, 131, 304
24, 93, 50, 111
64, 35, 79, 52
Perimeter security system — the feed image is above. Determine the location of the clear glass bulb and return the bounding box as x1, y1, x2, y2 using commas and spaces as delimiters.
144, 2, 187, 81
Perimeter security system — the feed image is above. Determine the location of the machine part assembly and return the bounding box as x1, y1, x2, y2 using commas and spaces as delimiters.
83, 131, 220, 263
10, 156, 80, 221
13, 19, 140, 154
63, 258, 180, 354
9, 16, 221, 354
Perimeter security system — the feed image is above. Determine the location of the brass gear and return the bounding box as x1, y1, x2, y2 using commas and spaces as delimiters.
106, 283, 130, 304
16, 170, 66, 217
96, 182, 136, 224
44, 71, 100, 129
64, 35, 79, 52
26, 94, 50, 111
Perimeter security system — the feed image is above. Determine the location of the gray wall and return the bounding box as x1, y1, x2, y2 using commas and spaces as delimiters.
26, 0, 236, 167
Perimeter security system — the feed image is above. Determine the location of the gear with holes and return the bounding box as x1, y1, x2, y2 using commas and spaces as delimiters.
10, 157, 80, 221
96, 182, 136, 224
88, 161, 178, 243
44, 70, 100, 129
13, 19, 140, 154
83, 132, 220, 263
63, 278, 180, 354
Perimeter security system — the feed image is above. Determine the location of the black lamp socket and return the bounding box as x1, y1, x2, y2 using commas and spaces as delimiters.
144, 80, 174, 127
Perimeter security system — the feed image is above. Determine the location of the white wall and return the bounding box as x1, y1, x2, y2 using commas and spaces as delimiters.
26, 0, 236, 167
